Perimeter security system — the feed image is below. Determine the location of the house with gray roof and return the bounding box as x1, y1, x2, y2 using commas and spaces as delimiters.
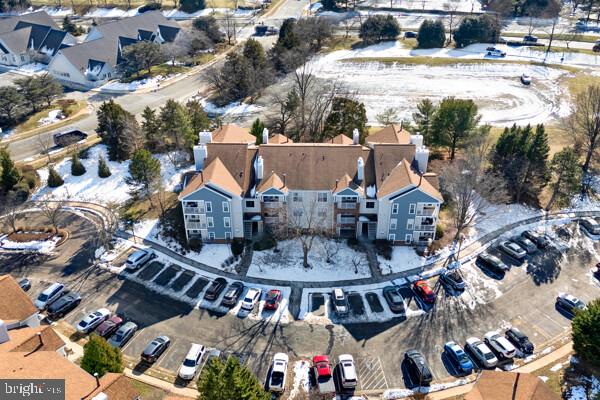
48, 11, 180, 90
0, 11, 76, 67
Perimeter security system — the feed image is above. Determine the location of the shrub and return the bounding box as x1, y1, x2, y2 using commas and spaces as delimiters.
78, 147, 90, 159
373, 239, 392, 260
253, 234, 276, 251
139, 2, 161, 12
453, 14, 500, 48
71, 154, 86, 176
359, 15, 400, 45
573, 298, 600, 368
21, 165, 39, 190
435, 224, 445, 239
80, 334, 123, 377
189, 237, 203, 252
47, 166, 64, 188
417, 19, 446, 49
98, 155, 111, 178
231, 238, 245, 256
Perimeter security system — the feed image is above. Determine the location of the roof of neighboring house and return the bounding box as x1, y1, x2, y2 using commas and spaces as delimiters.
93, 11, 179, 42
0, 325, 64, 353
372, 143, 417, 188
332, 173, 363, 194
180, 157, 244, 199
377, 159, 443, 200
466, 371, 560, 400
212, 124, 256, 144
0, 11, 59, 35
37, 28, 67, 56
269, 134, 293, 144
423, 172, 440, 190
325, 134, 354, 145
57, 37, 119, 73
366, 124, 411, 145
92, 373, 141, 400
0, 275, 38, 325
0, 26, 32, 53
257, 172, 287, 193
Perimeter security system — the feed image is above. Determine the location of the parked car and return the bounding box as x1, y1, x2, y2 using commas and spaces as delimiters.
178, 343, 206, 380
204, 277, 227, 301
556, 293, 587, 315
268, 353, 289, 393
332, 288, 349, 315
413, 280, 436, 304
594, 39, 600, 52
439, 270, 466, 291
505, 327, 534, 354
404, 350, 433, 386
141, 336, 171, 363
443, 341, 473, 375
520, 74, 532, 85
404, 31, 418, 38
476, 252, 509, 275
523, 34, 538, 42
206, 349, 222, 365
498, 240, 527, 260
312, 355, 335, 395
486, 48, 506, 57
466, 337, 498, 368
594, 263, 600, 280
513, 235, 537, 253
240, 288, 261, 311
18, 278, 31, 292
264, 289, 282, 311
221, 282, 244, 307
108, 322, 138, 348
580, 217, 600, 234
95, 315, 123, 338
521, 230, 549, 248
382, 286, 406, 315
76, 308, 111, 333
338, 354, 358, 389
125, 249, 154, 270
34, 282, 65, 310
484, 331, 517, 359
47, 291, 81, 319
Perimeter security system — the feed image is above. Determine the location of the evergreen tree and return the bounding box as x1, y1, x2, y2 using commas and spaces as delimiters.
186, 100, 210, 134
159, 99, 195, 152
198, 356, 270, 400
430, 97, 480, 160
96, 100, 142, 161
0, 147, 21, 192
141, 106, 161, 151
126, 149, 161, 198
359, 15, 400, 44
70, 153, 86, 176
250, 118, 265, 144
0, 86, 24, 123
322, 97, 368, 143
47, 166, 64, 188
243, 39, 267, 70
546, 147, 581, 210
193, 16, 224, 44
417, 19, 446, 49
277, 19, 300, 50
179, 0, 205, 12
80, 334, 123, 377
572, 298, 600, 368
37, 74, 63, 108
412, 99, 437, 146
453, 14, 500, 48
98, 155, 111, 178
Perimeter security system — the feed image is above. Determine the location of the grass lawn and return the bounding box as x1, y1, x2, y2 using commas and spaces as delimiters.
30, 0, 248, 9
128, 379, 169, 400
502, 32, 600, 43
531, 353, 570, 395
547, 45, 598, 56
563, 70, 600, 96
323, 36, 361, 52
121, 64, 189, 83
15, 100, 87, 134
120, 191, 179, 222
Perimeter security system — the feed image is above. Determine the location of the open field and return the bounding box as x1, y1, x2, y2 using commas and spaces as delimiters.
502, 32, 600, 43
29, 0, 243, 10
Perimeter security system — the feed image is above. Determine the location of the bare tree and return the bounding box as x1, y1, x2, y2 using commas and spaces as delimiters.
223, 12, 237, 45
38, 197, 68, 232
0, 193, 23, 234
321, 237, 340, 263
36, 133, 55, 165
163, 30, 192, 66
269, 89, 299, 135
341, 17, 357, 38
444, 2, 461, 46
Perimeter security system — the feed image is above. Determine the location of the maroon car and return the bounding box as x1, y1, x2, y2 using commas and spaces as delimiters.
95, 315, 123, 338
264, 289, 282, 310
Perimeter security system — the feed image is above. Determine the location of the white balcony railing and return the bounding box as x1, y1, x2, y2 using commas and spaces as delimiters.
337, 203, 357, 209
186, 222, 206, 230
338, 217, 356, 224
184, 207, 203, 214
414, 225, 436, 231
416, 209, 436, 216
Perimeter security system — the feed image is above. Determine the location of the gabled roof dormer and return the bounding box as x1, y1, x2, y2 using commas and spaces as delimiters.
178, 157, 243, 200
378, 159, 442, 201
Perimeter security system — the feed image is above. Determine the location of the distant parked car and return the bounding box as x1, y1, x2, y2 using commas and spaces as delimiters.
204, 277, 227, 301
404, 350, 433, 386
580, 217, 600, 235
556, 293, 587, 315
520, 74, 532, 85
498, 240, 527, 260
76, 308, 111, 333
505, 327, 534, 354
178, 343, 206, 380
486, 48, 506, 57
141, 336, 171, 363
125, 249, 154, 270
108, 321, 138, 348
264, 289, 282, 311
476, 252, 509, 275
513, 236, 536, 253
47, 291, 81, 319
404, 31, 418, 38
268, 353, 289, 393
521, 230, 549, 248
444, 341, 473, 375
18, 278, 31, 292
594, 39, 600, 52
332, 288, 349, 315
338, 354, 358, 389
95, 315, 123, 338
465, 337, 498, 368
221, 282, 244, 307
35, 282, 65, 310
240, 288, 261, 311
484, 331, 517, 359
382, 286, 406, 315
413, 280, 436, 304
523, 35, 538, 42
439, 270, 466, 291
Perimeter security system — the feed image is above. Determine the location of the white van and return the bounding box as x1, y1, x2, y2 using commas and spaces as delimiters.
338, 354, 358, 389
125, 249, 154, 270
34, 282, 65, 310
178, 343, 206, 380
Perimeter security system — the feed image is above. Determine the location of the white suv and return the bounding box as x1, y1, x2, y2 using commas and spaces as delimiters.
178, 343, 206, 380
338, 354, 358, 389
126, 249, 154, 270
466, 337, 498, 368
332, 288, 349, 315
484, 331, 516, 359
241, 288, 261, 311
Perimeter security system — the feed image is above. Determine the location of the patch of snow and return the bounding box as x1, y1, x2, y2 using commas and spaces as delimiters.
566, 375, 600, 400
288, 360, 310, 399
540, 346, 554, 356
38, 109, 63, 126
202, 100, 263, 116
37, 6, 73, 16
99, 75, 170, 93
383, 379, 470, 398
84, 7, 140, 18
378, 246, 428, 275
366, 184, 376, 198
539, 376, 549, 382
162, 8, 229, 19
0, 236, 59, 253
550, 363, 563, 372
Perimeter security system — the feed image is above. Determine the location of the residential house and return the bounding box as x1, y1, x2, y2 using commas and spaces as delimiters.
48, 11, 180, 90
0, 274, 40, 329
179, 124, 443, 246
465, 370, 560, 400
0, 11, 76, 67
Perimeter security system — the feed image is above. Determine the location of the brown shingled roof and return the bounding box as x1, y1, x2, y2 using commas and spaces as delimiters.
332, 173, 363, 194
377, 159, 443, 201
91, 374, 140, 400
269, 134, 293, 144
212, 124, 256, 144
0, 325, 64, 353
0, 275, 37, 324
466, 371, 560, 400
179, 157, 243, 199
366, 124, 411, 145
257, 172, 287, 193
325, 134, 354, 145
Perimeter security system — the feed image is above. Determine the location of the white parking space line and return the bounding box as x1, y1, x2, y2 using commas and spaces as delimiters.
120, 334, 138, 353
543, 313, 567, 329
356, 357, 388, 391
155, 338, 177, 369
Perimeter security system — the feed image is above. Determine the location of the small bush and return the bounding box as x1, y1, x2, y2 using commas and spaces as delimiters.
435, 224, 444, 239
98, 155, 111, 178
417, 19, 446, 49
71, 154, 86, 176
373, 239, 393, 260
58, 99, 78, 117
231, 238, 245, 256
47, 166, 64, 188
253, 235, 276, 251
189, 237, 203, 252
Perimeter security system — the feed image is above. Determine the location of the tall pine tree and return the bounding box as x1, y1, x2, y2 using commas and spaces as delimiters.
141, 106, 161, 151
0, 147, 21, 192
96, 100, 142, 161
250, 118, 265, 144
546, 147, 582, 210
126, 149, 161, 199
198, 356, 270, 400
159, 99, 194, 152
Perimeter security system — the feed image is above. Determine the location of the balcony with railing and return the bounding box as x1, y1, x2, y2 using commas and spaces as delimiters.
184, 207, 204, 214
337, 202, 357, 210
414, 224, 436, 231
416, 208, 437, 216
337, 216, 356, 225
186, 221, 206, 230
264, 216, 280, 224
262, 202, 282, 209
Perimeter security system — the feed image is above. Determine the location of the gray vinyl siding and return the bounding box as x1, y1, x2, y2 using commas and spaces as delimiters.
183, 187, 232, 241
387, 189, 440, 243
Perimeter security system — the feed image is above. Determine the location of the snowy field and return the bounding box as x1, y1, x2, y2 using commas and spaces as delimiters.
379, 247, 429, 275
307, 41, 572, 126
33, 145, 192, 204
363, 0, 482, 12
247, 238, 371, 281
98, 75, 170, 93
0, 236, 59, 254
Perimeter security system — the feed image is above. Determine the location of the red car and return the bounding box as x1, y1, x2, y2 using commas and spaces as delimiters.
95, 315, 123, 338
264, 289, 282, 310
312, 355, 332, 378
413, 280, 436, 304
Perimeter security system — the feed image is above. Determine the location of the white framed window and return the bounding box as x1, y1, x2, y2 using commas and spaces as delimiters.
225, 232, 232, 239
392, 203, 399, 214
317, 207, 327, 217
409, 203, 416, 214
407, 219, 414, 230
366, 201, 375, 209
224, 217, 231, 228
206, 201, 212, 213
222, 201, 230, 213
390, 218, 397, 230
246, 200, 255, 207
292, 209, 303, 217
318, 192, 328, 202
208, 232, 215, 240
207, 217, 214, 228
405, 234, 413, 244
292, 192, 302, 202
388, 234, 396, 241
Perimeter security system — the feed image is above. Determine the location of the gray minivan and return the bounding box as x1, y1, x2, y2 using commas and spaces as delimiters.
34, 282, 65, 310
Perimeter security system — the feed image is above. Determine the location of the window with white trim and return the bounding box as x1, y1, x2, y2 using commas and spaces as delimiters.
405, 234, 413, 244
207, 217, 214, 228
292, 209, 303, 217
407, 219, 414, 230
225, 232, 232, 239
388, 234, 395, 241
224, 217, 231, 228
246, 200, 255, 207
317, 207, 327, 217
392, 203, 399, 214
206, 202, 212, 213
390, 218, 397, 230
409, 203, 416, 214
222, 201, 230, 213
208, 232, 215, 240
292, 192, 302, 202
366, 201, 375, 209
318, 192, 328, 202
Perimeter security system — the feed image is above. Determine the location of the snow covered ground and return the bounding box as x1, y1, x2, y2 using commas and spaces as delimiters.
36, 6, 73, 16
289, 360, 310, 399
98, 75, 172, 93
307, 41, 571, 126
33, 145, 192, 204
84, 7, 140, 18
363, 0, 481, 12
202, 101, 263, 117
38, 109, 63, 126
0, 236, 59, 253
248, 238, 371, 281
565, 375, 600, 400
379, 246, 429, 275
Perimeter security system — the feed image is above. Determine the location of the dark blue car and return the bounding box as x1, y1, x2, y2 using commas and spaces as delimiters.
444, 341, 473, 375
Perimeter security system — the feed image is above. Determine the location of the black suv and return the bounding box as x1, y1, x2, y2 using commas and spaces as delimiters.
505, 327, 534, 354
404, 350, 433, 386
204, 277, 227, 301
47, 292, 81, 319
521, 230, 549, 248
476, 252, 509, 275
382, 286, 406, 315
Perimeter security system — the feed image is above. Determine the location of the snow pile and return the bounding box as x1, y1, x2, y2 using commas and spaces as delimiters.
34, 145, 191, 205
162, 8, 228, 19
37, 6, 73, 16
84, 7, 140, 18
550, 363, 564, 372
378, 246, 428, 275
38, 109, 63, 126
99, 75, 169, 93
0, 236, 59, 253
248, 238, 371, 281
383, 379, 470, 399
95, 239, 133, 263
289, 361, 310, 399
203, 101, 263, 117
565, 375, 600, 400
